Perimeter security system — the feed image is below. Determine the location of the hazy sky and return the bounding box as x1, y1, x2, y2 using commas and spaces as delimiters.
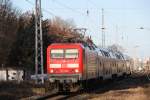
11, 0, 150, 59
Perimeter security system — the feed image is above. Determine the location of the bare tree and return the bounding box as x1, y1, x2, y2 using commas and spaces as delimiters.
48, 17, 83, 42
0, 0, 20, 66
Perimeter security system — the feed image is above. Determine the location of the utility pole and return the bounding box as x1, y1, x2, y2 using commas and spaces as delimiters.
101, 8, 105, 48
35, 0, 44, 83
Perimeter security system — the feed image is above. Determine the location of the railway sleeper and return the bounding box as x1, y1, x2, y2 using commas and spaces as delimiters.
112, 74, 118, 80
81, 78, 102, 91
58, 83, 71, 92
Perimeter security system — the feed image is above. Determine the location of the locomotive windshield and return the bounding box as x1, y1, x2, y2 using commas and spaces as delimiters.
51, 49, 64, 58
50, 49, 78, 59
65, 49, 78, 58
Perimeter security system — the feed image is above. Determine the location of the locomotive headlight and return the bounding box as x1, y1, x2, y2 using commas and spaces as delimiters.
67, 64, 79, 68
50, 64, 61, 68
50, 69, 54, 73
75, 69, 79, 73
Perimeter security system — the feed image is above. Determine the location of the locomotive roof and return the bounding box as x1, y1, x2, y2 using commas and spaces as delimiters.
49, 43, 84, 48
82, 42, 126, 60
123, 54, 132, 60
97, 47, 125, 60
49, 43, 129, 60
50, 43, 83, 46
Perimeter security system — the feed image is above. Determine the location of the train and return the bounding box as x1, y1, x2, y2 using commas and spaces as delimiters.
46, 43, 132, 92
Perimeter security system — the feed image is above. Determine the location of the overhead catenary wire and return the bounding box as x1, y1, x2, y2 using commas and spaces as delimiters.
25, 0, 96, 23
88, 0, 98, 9
53, 0, 99, 35
53, 0, 99, 23
25, 0, 56, 17
25, 0, 98, 23
54, 0, 86, 16
25, 0, 100, 40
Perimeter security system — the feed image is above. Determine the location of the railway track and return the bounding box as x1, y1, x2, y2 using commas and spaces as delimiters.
28, 72, 150, 100
23, 92, 68, 100
36, 93, 68, 100
132, 70, 150, 79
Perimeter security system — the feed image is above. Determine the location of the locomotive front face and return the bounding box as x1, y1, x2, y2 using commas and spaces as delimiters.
49, 49, 80, 74
47, 44, 83, 83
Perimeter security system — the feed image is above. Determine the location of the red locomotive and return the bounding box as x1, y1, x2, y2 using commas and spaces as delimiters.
47, 43, 131, 92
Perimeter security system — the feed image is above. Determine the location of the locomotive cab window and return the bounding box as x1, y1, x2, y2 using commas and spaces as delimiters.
65, 49, 78, 58
51, 49, 64, 58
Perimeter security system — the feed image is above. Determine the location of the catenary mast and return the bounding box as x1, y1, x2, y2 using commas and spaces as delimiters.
101, 8, 105, 48
35, 0, 44, 83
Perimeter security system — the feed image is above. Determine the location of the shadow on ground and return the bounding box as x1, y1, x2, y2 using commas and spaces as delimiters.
59, 73, 150, 100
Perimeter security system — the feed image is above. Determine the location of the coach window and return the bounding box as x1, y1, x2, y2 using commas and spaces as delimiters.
100, 50, 105, 57
92, 46, 95, 50
51, 49, 64, 58
100, 62, 101, 67
65, 49, 78, 58
89, 46, 92, 50
103, 51, 110, 58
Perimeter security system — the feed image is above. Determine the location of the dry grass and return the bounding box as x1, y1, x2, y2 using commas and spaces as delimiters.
87, 73, 150, 100
0, 81, 46, 100
89, 86, 150, 100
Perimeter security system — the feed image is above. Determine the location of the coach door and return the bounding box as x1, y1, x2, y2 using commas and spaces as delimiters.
82, 49, 87, 80
98, 57, 103, 78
